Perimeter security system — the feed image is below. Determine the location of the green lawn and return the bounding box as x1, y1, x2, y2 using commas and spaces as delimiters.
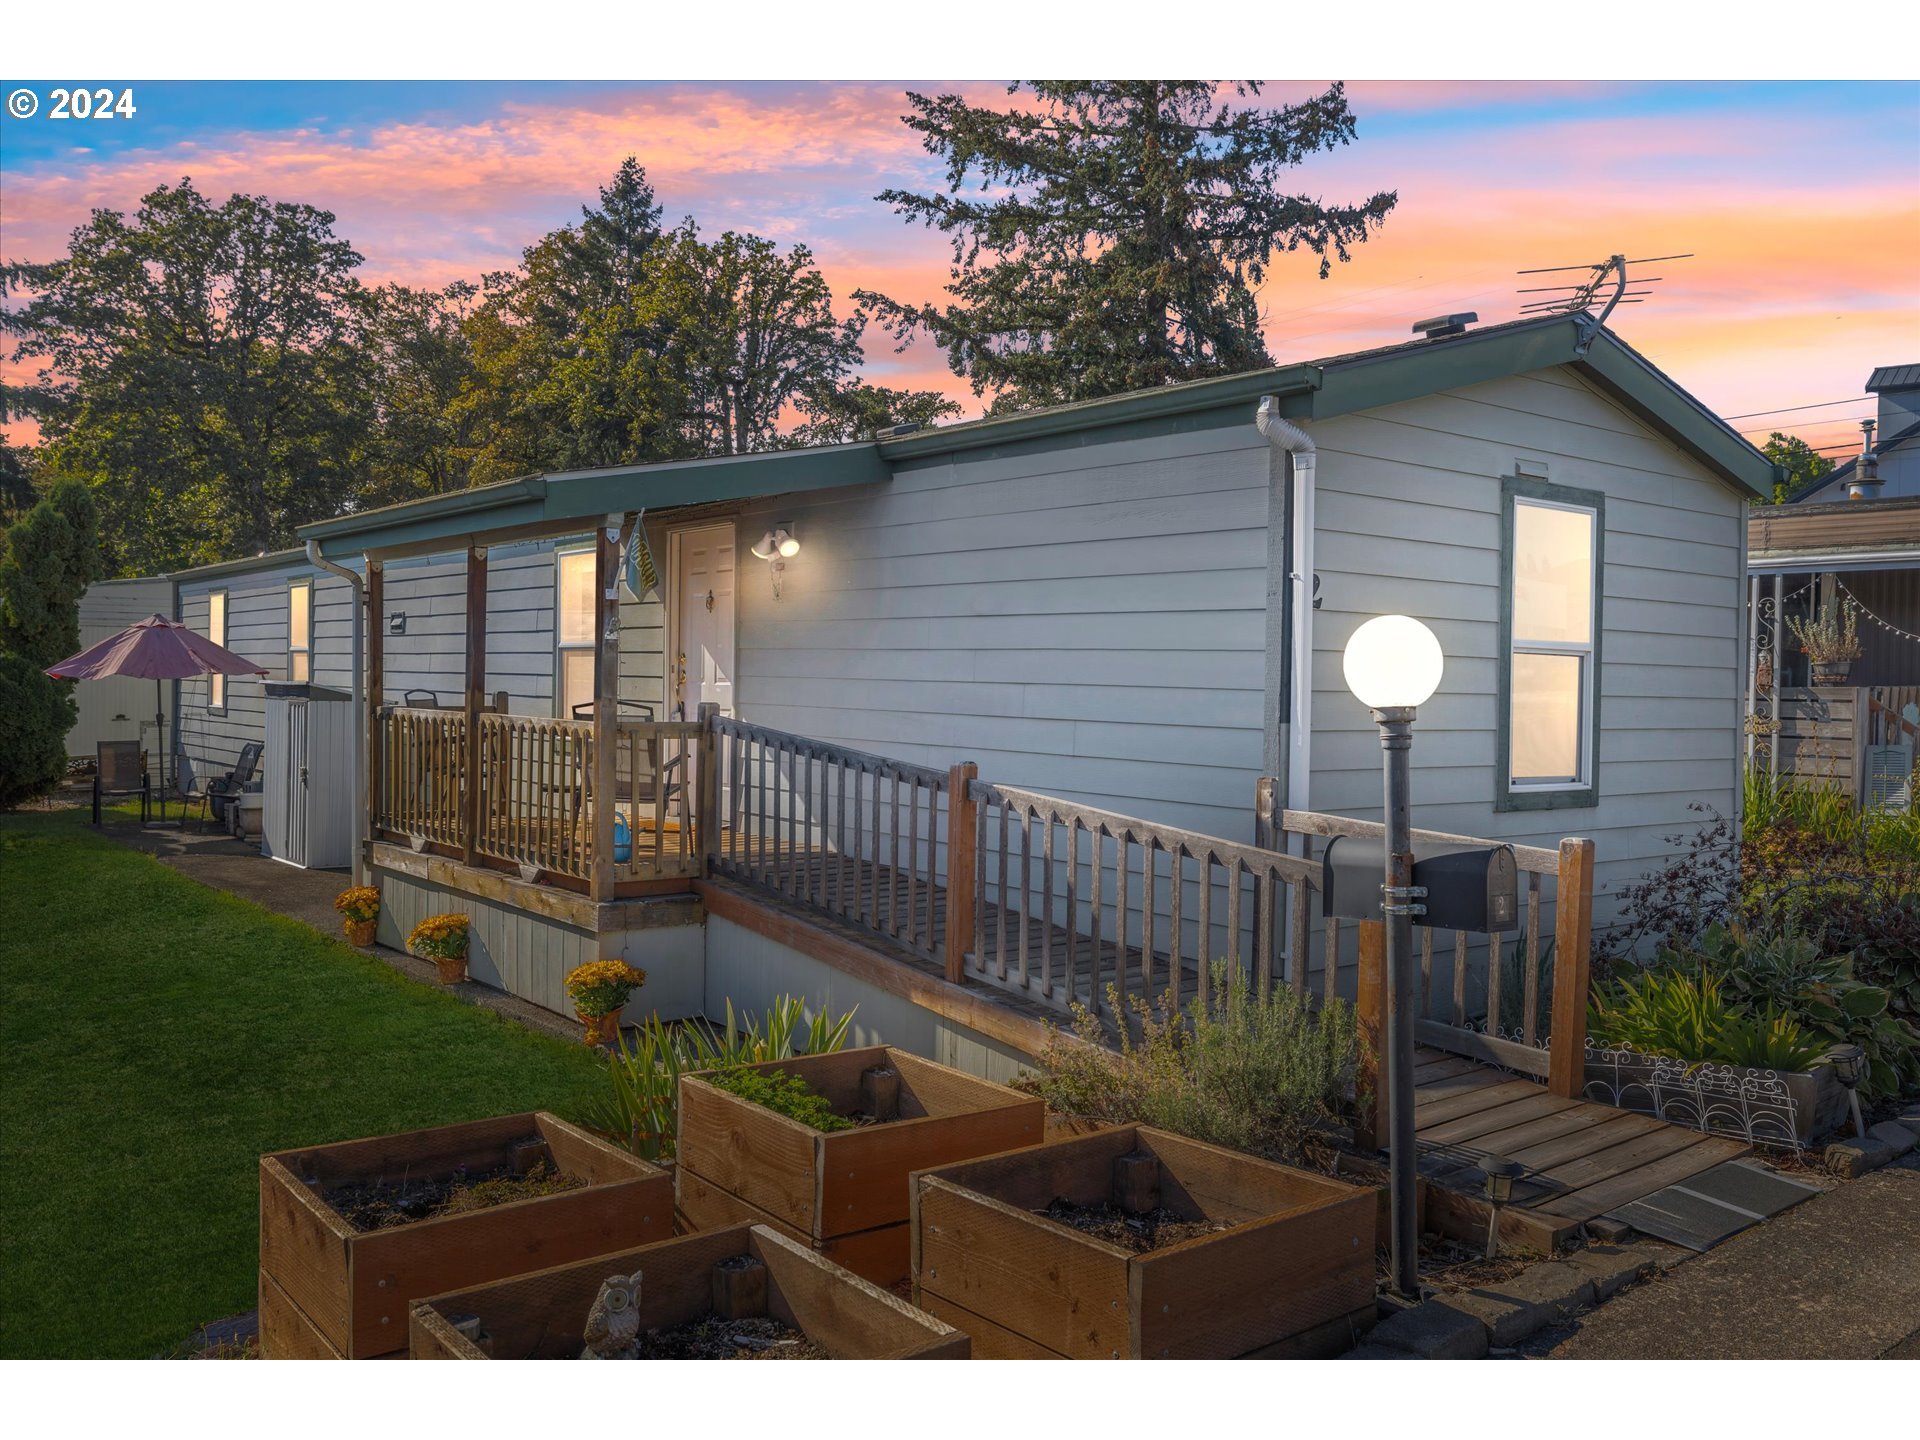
0, 807, 610, 1358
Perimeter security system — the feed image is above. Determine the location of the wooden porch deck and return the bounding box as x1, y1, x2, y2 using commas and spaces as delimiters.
1403, 1046, 1751, 1251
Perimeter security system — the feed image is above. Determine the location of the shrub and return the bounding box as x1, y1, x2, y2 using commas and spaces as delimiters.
0, 652, 74, 808
406, 913, 469, 961
708, 1067, 853, 1132
1021, 962, 1360, 1165
563, 960, 647, 1018
583, 996, 857, 1160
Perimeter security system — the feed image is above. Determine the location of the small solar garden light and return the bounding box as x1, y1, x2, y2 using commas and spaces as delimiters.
1482, 1155, 1527, 1258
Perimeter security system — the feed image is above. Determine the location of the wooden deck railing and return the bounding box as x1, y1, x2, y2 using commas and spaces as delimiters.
377, 710, 708, 886
966, 781, 1323, 1021
375, 707, 468, 849
472, 713, 596, 880
709, 716, 953, 965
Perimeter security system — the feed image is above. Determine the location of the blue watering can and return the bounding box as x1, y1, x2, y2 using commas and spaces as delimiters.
612, 811, 632, 865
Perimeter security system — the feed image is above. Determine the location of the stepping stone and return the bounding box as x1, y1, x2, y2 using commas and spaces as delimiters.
1564, 1244, 1662, 1301
1366, 1298, 1489, 1359
1867, 1121, 1917, 1159
1444, 1262, 1595, 1346
1826, 1135, 1895, 1179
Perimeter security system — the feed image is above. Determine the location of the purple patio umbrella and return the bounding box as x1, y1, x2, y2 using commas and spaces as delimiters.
47, 613, 271, 789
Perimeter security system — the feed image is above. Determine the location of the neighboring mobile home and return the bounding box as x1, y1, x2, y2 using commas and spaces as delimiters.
166, 312, 1775, 1069
67, 575, 176, 766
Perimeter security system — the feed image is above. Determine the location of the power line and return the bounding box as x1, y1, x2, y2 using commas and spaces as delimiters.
1723, 396, 1871, 420
1736, 414, 1875, 436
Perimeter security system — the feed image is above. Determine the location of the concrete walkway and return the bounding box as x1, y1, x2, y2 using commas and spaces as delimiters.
96, 811, 588, 1047
1551, 1155, 1920, 1359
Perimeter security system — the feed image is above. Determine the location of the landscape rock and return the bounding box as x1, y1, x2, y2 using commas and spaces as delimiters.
1365, 1298, 1489, 1359
1866, 1121, 1918, 1159
1446, 1261, 1596, 1346
1826, 1136, 1895, 1179
1338, 1342, 1418, 1360
1564, 1244, 1661, 1301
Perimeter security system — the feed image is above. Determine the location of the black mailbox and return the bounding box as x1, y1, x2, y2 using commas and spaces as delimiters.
1322, 837, 1520, 932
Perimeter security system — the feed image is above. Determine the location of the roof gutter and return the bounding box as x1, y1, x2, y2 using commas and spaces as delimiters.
305, 540, 367, 884
1257, 397, 1317, 836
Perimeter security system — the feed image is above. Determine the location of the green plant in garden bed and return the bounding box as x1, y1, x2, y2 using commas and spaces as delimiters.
1587, 966, 1826, 1073
1021, 960, 1360, 1165
708, 1067, 855, 1132
1660, 923, 1920, 1097
582, 997, 857, 1160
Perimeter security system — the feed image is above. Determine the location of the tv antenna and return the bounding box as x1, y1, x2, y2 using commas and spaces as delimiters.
1515, 252, 1692, 353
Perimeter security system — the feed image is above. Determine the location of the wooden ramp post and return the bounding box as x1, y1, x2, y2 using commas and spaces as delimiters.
1547, 838, 1594, 1099
944, 762, 978, 984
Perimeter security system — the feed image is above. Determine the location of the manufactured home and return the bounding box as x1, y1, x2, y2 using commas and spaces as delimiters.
160, 312, 1774, 1078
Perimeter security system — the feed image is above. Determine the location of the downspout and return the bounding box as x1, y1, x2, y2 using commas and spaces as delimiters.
306, 540, 367, 884
1257, 397, 1317, 835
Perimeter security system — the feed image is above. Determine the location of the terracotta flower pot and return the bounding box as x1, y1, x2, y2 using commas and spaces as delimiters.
343, 917, 377, 947
579, 1009, 621, 1046
432, 954, 468, 985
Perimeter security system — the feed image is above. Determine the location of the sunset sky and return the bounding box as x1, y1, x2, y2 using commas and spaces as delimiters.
3, 79, 1916, 457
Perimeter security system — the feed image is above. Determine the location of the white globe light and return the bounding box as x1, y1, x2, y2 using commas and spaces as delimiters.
1343, 614, 1445, 710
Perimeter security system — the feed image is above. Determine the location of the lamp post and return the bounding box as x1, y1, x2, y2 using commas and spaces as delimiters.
1342, 614, 1446, 1301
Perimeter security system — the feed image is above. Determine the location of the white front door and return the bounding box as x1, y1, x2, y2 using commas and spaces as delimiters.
674, 523, 736, 721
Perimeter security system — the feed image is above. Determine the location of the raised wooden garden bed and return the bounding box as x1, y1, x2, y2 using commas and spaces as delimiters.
409, 1222, 967, 1359
675, 1046, 1043, 1287
260, 1111, 672, 1358
913, 1124, 1378, 1359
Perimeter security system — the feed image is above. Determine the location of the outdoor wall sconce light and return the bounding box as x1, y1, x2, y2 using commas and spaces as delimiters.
749, 526, 800, 599
1481, 1156, 1526, 1258
1342, 613, 1446, 1301
1828, 1044, 1867, 1137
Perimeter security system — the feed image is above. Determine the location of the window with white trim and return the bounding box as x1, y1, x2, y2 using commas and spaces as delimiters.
288, 579, 312, 682
556, 548, 596, 719
1501, 478, 1603, 810
207, 589, 228, 710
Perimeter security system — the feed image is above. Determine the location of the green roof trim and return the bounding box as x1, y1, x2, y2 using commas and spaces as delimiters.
298, 445, 889, 558
290, 313, 1772, 560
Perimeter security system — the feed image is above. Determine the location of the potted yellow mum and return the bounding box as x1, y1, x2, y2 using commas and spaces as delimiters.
333, 886, 381, 947
409, 913, 471, 984
564, 960, 648, 1046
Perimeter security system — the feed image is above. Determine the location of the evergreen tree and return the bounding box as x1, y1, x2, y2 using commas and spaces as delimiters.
856, 81, 1397, 412
0, 479, 103, 808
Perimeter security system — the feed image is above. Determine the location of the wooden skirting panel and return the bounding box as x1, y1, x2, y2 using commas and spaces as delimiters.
697, 877, 1062, 1063
370, 841, 702, 935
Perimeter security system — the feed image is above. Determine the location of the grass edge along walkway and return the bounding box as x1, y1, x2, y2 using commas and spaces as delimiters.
0, 807, 610, 1359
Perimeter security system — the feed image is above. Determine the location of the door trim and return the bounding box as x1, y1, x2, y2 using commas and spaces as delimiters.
665, 520, 738, 722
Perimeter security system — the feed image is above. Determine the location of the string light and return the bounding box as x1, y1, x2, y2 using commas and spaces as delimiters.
1835, 579, 1920, 650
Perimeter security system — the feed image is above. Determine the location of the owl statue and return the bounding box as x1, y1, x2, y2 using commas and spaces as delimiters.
580, 1269, 643, 1359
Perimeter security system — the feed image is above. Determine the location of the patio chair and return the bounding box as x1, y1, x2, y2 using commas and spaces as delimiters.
204, 741, 263, 827
92, 740, 150, 825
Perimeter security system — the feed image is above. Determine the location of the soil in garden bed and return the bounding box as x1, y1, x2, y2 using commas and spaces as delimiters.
323, 1154, 584, 1232
1036, 1197, 1234, 1253
628, 1314, 829, 1360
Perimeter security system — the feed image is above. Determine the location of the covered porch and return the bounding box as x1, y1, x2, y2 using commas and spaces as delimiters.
1747, 496, 1920, 808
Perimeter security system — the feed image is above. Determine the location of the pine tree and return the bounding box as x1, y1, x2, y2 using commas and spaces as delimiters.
856, 81, 1397, 412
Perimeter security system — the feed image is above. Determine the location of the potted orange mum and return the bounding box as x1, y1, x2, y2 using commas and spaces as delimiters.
333, 886, 381, 946
563, 960, 647, 1046
409, 913, 471, 984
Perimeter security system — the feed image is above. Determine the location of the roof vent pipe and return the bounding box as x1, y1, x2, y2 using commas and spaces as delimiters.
1849, 419, 1881, 501
1257, 397, 1316, 837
